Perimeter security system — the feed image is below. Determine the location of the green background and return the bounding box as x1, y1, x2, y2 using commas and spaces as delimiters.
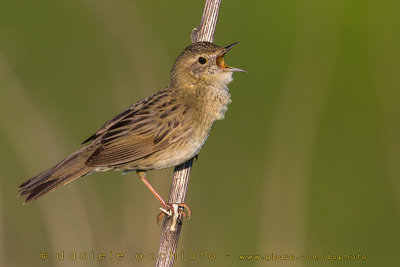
1, 0, 399, 266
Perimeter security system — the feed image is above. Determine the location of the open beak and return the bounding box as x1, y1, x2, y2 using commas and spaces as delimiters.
216, 42, 247, 73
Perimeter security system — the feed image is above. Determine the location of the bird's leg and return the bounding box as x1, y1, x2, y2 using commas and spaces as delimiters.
137, 170, 168, 208
136, 170, 191, 223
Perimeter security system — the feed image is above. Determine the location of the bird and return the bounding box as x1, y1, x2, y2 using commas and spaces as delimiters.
18, 41, 245, 217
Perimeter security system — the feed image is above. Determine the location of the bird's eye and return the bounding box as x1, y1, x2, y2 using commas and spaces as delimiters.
198, 57, 207, 64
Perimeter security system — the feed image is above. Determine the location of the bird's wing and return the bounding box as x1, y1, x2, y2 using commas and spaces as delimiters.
81, 94, 151, 144
85, 90, 192, 167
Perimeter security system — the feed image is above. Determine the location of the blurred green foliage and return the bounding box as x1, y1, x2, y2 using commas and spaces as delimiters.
0, 0, 399, 266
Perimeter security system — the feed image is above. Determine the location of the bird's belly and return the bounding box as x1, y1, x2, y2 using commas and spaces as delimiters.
149, 139, 204, 169
119, 133, 208, 171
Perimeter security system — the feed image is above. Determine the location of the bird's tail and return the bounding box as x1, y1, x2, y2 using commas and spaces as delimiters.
18, 146, 95, 204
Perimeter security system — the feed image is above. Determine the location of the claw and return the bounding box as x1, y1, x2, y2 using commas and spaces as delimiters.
177, 203, 192, 220
157, 211, 166, 225
156, 203, 192, 227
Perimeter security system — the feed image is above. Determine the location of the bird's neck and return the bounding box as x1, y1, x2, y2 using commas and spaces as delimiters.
202, 83, 232, 121
171, 78, 232, 122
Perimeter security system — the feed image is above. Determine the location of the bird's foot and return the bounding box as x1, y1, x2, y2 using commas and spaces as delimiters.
157, 203, 192, 226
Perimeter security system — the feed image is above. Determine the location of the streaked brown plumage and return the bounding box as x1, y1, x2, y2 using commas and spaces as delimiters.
18, 42, 244, 211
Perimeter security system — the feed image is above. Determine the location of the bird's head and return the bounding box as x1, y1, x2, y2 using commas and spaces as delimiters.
171, 42, 245, 87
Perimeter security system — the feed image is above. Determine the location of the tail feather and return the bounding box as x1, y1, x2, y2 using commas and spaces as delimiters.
18, 147, 95, 203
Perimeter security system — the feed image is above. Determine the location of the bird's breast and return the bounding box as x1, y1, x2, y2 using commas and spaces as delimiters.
201, 83, 232, 121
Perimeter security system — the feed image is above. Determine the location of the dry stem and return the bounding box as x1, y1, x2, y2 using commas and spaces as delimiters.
155, 0, 221, 266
